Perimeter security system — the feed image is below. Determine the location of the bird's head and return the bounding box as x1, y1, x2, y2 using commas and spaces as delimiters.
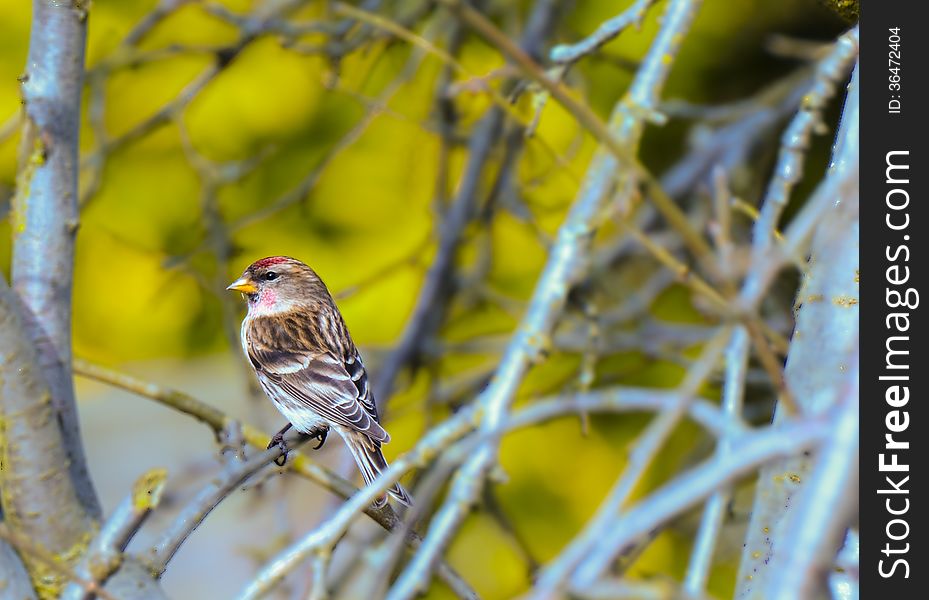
226, 256, 327, 315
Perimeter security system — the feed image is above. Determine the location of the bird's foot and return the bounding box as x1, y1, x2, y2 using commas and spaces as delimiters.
311, 426, 329, 450
268, 423, 292, 466
268, 424, 329, 466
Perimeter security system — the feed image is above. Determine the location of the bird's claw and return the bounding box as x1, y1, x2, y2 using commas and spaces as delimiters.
311, 427, 329, 450
268, 428, 290, 466
268, 426, 328, 466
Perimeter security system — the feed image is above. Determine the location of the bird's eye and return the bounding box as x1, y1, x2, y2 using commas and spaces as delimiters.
264, 271, 279, 281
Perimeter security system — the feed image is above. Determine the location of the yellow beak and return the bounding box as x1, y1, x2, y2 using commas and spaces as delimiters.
226, 276, 258, 294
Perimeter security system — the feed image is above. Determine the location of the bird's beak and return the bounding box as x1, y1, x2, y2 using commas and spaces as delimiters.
226, 276, 258, 294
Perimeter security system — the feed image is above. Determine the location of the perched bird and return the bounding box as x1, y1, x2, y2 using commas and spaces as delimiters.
227, 256, 411, 506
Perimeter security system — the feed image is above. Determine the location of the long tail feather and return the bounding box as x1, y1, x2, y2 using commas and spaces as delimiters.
343, 431, 412, 507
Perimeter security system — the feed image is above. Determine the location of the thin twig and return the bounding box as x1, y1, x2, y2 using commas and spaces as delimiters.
550, 0, 660, 65
150, 430, 309, 573
387, 2, 705, 595
372, 0, 561, 409
437, 0, 715, 266
682, 326, 749, 595
237, 380, 737, 599
61, 469, 168, 600
529, 326, 731, 598
751, 26, 859, 263
569, 411, 832, 589
71, 359, 475, 597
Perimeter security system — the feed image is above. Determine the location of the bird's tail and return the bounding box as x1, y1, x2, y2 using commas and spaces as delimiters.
344, 431, 413, 507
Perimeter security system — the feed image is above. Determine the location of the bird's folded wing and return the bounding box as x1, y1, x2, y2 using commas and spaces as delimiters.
248, 344, 389, 444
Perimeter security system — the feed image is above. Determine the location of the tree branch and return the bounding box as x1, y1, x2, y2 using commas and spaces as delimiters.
238, 377, 736, 599
0, 537, 38, 600
72, 359, 399, 526
764, 357, 859, 599
0, 278, 97, 594
736, 61, 859, 598
70, 360, 476, 598
387, 1, 704, 595
568, 411, 832, 589
550, 0, 660, 65
529, 326, 731, 598
149, 430, 309, 573
11, 0, 100, 526
750, 26, 859, 271
0, 524, 117, 600
683, 326, 750, 595
372, 0, 561, 409
437, 0, 714, 266
61, 469, 168, 600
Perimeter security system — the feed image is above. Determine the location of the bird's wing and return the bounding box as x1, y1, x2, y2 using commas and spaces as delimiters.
344, 350, 380, 425
247, 332, 389, 443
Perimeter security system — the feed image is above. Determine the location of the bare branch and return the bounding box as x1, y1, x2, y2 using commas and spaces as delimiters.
660, 68, 814, 200
72, 359, 399, 526
61, 469, 168, 600
550, 0, 660, 65
736, 62, 859, 597
750, 26, 859, 268
530, 326, 731, 597
0, 538, 38, 600
238, 378, 736, 599
236, 410, 476, 600
0, 524, 118, 600
11, 0, 100, 525
373, 0, 561, 408
683, 326, 750, 595
569, 413, 833, 589
386, 2, 705, 595
764, 358, 859, 599
71, 360, 476, 597
0, 279, 97, 591
438, 0, 714, 266
372, 104, 504, 406
150, 431, 308, 573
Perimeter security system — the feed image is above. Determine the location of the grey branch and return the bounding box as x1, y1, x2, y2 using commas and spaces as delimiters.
764, 357, 859, 599
387, 1, 703, 596
0, 277, 97, 584
372, 0, 561, 409
61, 469, 168, 600
237, 382, 735, 598
750, 26, 859, 266
12, 0, 100, 522
0, 538, 38, 600
550, 0, 660, 65
683, 326, 750, 595
569, 410, 832, 589
372, 105, 505, 407
736, 61, 860, 598
149, 429, 311, 573
529, 327, 731, 598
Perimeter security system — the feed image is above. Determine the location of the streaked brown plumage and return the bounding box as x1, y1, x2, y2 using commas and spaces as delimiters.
227, 256, 411, 506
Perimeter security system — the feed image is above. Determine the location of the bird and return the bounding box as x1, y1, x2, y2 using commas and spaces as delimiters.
227, 256, 411, 507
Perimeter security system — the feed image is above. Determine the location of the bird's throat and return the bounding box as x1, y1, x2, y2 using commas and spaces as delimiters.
248, 289, 281, 316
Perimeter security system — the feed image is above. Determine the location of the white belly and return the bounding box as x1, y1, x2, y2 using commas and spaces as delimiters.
273, 395, 329, 434
254, 375, 327, 434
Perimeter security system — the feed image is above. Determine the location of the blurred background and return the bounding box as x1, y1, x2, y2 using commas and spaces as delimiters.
1, 0, 850, 597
